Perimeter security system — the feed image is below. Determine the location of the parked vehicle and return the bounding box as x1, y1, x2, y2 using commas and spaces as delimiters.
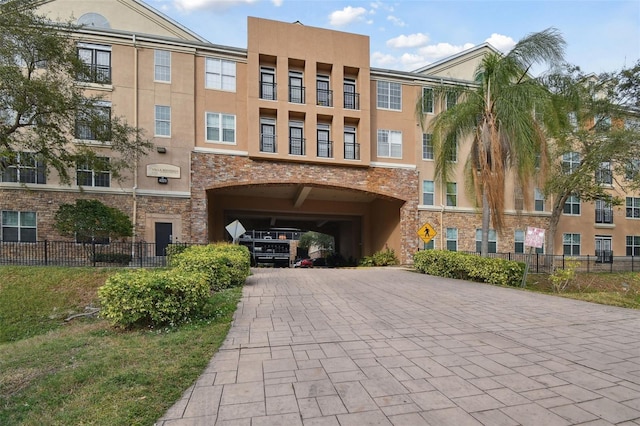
294, 258, 313, 268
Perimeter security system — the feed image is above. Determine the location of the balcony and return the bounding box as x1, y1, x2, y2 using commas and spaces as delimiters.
317, 89, 333, 107
344, 92, 360, 110
317, 140, 333, 158
260, 133, 277, 153
289, 137, 305, 155
260, 81, 277, 100
344, 142, 360, 160
77, 64, 112, 84
289, 86, 305, 104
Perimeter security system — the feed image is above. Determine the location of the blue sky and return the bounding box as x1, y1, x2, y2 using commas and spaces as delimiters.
148, 0, 639, 75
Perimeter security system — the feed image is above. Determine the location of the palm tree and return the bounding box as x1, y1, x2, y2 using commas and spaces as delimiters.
417, 29, 566, 255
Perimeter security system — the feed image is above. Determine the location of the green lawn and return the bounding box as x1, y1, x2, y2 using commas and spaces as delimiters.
0, 266, 242, 425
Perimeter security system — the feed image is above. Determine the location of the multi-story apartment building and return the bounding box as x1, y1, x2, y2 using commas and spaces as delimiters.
2, 0, 638, 264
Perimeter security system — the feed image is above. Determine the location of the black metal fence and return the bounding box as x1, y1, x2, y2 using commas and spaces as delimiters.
461, 251, 640, 274
0, 240, 186, 267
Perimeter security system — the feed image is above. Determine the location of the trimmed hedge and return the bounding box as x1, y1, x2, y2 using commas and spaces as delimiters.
413, 250, 525, 287
170, 243, 251, 291
98, 269, 210, 328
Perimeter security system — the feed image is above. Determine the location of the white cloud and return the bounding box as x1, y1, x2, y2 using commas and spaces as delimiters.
329, 6, 368, 26
386, 33, 429, 48
387, 15, 405, 27
272, 0, 283, 6
399, 52, 426, 70
485, 33, 516, 52
371, 51, 398, 68
174, 0, 258, 12
418, 42, 475, 61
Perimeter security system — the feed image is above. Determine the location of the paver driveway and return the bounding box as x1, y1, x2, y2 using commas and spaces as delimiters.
158, 267, 640, 425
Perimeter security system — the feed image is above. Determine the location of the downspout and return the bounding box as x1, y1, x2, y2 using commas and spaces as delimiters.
131, 34, 139, 257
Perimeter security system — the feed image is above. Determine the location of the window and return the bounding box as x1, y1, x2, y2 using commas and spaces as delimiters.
625, 159, 640, 180
514, 187, 524, 211
317, 124, 332, 157
595, 198, 613, 224
344, 126, 359, 160
447, 135, 458, 162
446, 182, 457, 207
626, 197, 640, 218
422, 133, 433, 160
534, 188, 545, 211
154, 50, 170, 82
205, 58, 236, 91
155, 105, 171, 137
562, 152, 580, 174
77, 43, 111, 84
424, 239, 435, 250
206, 112, 236, 143
476, 229, 497, 253
377, 80, 401, 110
421, 87, 434, 113
515, 230, 525, 253
626, 236, 640, 256
446, 91, 457, 110
422, 180, 434, 205
446, 228, 457, 251
75, 103, 111, 141
317, 75, 332, 107
377, 130, 402, 158
594, 115, 611, 131
344, 79, 358, 110
260, 118, 276, 153
0, 152, 46, 184
289, 121, 304, 155
625, 118, 640, 130
596, 161, 612, 185
260, 67, 276, 100
563, 233, 581, 255
595, 236, 613, 263
2, 211, 36, 242
76, 157, 110, 187
289, 71, 304, 103
563, 194, 581, 215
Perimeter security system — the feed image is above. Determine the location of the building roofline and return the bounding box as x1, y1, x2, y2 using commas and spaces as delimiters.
411, 42, 500, 74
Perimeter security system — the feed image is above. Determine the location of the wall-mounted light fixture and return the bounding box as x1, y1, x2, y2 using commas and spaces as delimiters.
156, 146, 167, 154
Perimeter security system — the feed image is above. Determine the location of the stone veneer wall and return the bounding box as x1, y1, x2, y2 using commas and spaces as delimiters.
190, 153, 420, 263
419, 209, 551, 252
0, 187, 190, 242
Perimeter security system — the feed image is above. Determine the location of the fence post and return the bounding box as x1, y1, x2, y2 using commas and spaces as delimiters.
138, 242, 143, 268
44, 240, 48, 266
535, 253, 539, 273
92, 241, 96, 267
586, 255, 589, 273
562, 254, 565, 270
633, 255, 635, 272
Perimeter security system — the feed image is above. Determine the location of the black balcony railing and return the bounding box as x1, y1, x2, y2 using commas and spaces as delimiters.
344, 142, 360, 160
317, 140, 333, 158
77, 64, 112, 84
344, 92, 360, 110
260, 81, 277, 100
595, 208, 613, 224
317, 89, 333, 107
289, 86, 305, 104
260, 133, 277, 153
289, 137, 305, 155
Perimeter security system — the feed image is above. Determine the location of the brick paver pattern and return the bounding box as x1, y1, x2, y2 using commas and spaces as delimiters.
158, 268, 640, 425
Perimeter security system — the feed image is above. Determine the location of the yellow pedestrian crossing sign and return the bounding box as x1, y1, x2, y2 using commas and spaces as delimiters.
417, 222, 437, 244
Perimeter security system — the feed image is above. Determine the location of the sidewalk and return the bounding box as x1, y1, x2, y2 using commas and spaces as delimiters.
158, 267, 640, 425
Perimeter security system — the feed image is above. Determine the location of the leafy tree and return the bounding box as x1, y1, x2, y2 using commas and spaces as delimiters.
299, 231, 334, 253
0, 0, 151, 184
54, 199, 133, 242
417, 29, 565, 255
541, 63, 640, 254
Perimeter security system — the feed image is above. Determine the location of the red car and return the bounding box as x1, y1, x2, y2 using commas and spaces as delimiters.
294, 258, 313, 268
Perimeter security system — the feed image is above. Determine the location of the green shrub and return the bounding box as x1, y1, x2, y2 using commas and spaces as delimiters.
360, 247, 399, 267
98, 269, 209, 328
170, 243, 251, 291
165, 243, 191, 266
413, 250, 525, 286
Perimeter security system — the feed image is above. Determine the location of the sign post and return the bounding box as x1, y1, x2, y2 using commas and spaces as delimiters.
522, 226, 545, 287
